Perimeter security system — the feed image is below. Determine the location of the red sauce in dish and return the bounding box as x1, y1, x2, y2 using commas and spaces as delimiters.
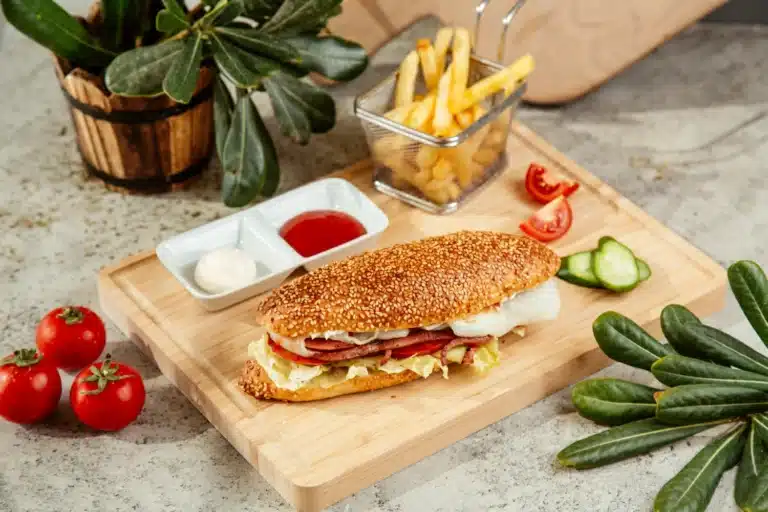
279, 210, 367, 257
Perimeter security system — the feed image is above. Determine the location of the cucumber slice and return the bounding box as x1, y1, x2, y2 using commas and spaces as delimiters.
592, 237, 640, 292
637, 259, 651, 282
557, 251, 602, 288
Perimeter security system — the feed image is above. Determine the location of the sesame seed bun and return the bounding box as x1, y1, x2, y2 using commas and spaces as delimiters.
257, 231, 560, 337
238, 359, 428, 402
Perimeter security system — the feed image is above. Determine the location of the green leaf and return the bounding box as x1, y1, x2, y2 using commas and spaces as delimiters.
654, 423, 747, 512
262, 72, 335, 134
675, 324, 768, 376
105, 40, 186, 97
201, 0, 244, 27
260, 0, 342, 35
1, 0, 115, 69
215, 27, 300, 63
661, 304, 702, 347
162, 31, 203, 104
101, 0, 142, 52
736, 422, 766, 508
571, 378, 659, 426
156, 0, 189, 35
592, 311, 673, 371
557, 418, 726, 470
240, 0, 282, 20
263, 75, 311, 144
656, 385, 768, 425
744, 456, 768, 511
209, 33, 280, 87
754, 413, 768, 446
221, 93, 280, 206
213, 75, 235, 162
285, 35, 368, 81
652, 355, 768, 392
729, 261, 768, 349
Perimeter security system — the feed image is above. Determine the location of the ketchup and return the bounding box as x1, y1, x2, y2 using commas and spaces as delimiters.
279, 210, 367, 258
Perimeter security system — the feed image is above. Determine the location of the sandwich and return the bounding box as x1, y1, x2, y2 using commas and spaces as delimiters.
239, 230, 561, 402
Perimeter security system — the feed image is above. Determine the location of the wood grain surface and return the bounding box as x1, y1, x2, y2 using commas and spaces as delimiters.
98, 121, 727, 511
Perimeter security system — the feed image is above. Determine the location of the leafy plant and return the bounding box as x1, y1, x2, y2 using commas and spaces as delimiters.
559, 260, 768, 511
1, 0, 369, 206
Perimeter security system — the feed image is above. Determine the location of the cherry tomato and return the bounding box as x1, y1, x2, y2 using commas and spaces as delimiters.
70, 356, 145, 431
391, 341, 449, 359
268, 339, 327, 366
36, 306, 106, 371
520, 196, 574, 243
0, 349, 62, 424
524, 163, 580, 204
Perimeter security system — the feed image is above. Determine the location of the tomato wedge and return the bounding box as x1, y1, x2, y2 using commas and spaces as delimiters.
524, 163, 580, 204
520, 196, 573, 243
268, 339, 327, 366
391, 340, 449, 359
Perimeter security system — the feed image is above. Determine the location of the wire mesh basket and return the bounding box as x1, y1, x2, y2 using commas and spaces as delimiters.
354, 54, 526, 214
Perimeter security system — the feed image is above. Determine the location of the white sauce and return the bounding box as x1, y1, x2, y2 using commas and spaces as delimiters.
194, 247, 258, 294
270, 279, 561, 352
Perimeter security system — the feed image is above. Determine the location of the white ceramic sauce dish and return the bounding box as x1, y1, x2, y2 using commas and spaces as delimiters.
156, 178, 389, 311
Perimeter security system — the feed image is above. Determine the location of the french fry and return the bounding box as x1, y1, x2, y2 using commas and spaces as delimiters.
446, 182, 462, 201
453, 125, 489, 187
383, 104, 415, 124
431, 157, 454, 180
424, 180, 451, 204
473, 147, 500, 166
454, 54, 534, 112
483, 129, 506, 150
433, 27, 453, 79
416, 39, 440, 90
448, 28, 471, 113
412, 168, 431, 189
455, 108, 474, 130
432, 63, 454, 136
446, 119, 462, 137
395, 50, 420, 107
416, 145, 439, 170
471, 103, 487, 122
405, 94, 436, 132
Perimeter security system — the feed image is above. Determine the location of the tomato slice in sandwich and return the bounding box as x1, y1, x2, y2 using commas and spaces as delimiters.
524, 163, 579, 204
391, 340, 448, 359
268, 338, 327, 366
520, 196, 573, 243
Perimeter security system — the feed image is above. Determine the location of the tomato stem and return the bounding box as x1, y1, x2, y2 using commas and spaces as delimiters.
57, 307, 85, 325
80, 355, 132, 395
0, 349, 42, 367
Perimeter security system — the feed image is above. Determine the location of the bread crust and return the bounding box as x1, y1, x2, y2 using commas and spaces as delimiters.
258, 230, 559, 337
238, 359, 428, 402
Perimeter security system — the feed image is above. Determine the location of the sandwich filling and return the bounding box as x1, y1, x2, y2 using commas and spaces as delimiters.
251, 279, 560, 391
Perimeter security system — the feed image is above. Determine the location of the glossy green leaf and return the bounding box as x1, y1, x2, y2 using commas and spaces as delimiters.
285, 35, 369, 81
592, 311, 673, 371
736, 422, 766, 508
162, 31, 203, 104
215, 27, 299, 62
652, 355, 768, 392
201, 0, 243, 27
661, 304, 701, 346
675, 324, 768, 376
210, 33, 280, 87
263, 76, 311, 144
156, 0, 188, 34
240, 0, 281, 20
105, 40, 186, 97
571, 378, 659, 426
221, 93, 280, 207
753, 414, 768, 446
654, 423, 747, 512
729, 261, 768, 349
260, 0, 342, 35
263, 72, 335, 134
557, 418, 726, 470
213, 75, 234, 162
101, 0, 142, 51
745, 458, 768, 511
656, 385, 768, 425
1, 0, 115, 69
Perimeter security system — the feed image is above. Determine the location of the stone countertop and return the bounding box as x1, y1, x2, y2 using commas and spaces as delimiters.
2, 4, 768, 511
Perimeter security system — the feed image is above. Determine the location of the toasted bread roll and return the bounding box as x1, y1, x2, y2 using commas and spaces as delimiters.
257, 230, 559, 337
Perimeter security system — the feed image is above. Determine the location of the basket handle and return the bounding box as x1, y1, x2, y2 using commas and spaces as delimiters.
473, 0, 528, 62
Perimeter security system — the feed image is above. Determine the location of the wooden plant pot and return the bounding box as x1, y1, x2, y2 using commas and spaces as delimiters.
53, 56, 215, 194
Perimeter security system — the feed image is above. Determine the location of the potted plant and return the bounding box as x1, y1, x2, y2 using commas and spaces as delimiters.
1, 0, 368, 205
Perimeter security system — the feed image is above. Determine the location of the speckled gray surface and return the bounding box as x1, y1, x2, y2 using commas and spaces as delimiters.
2, 3, 768, 510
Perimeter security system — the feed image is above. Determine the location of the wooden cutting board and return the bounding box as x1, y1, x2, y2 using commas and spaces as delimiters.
98, 122, 726, 512
329, 0, 727, 104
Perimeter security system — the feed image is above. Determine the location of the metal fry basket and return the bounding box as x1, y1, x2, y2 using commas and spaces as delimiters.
353, 0, 528, 214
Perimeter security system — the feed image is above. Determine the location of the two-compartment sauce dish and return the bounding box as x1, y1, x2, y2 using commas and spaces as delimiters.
156, 178, 390, 311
